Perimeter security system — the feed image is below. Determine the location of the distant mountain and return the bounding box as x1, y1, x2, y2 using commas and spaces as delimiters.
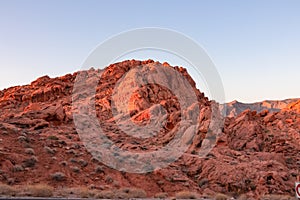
221, 98, 300, 117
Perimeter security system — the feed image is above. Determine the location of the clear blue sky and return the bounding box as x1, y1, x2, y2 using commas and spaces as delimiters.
0, 0, 299, 103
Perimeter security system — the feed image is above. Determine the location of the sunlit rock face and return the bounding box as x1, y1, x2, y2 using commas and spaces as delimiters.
0, 60, 299, 199
221, 98, 299, 117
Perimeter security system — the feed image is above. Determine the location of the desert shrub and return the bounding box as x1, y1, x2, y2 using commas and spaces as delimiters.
175, 191, 198, 199
22, 156, 38, 168
18, 136, 29, 143
47, 135, 59, 140
66, 149, 77, 155
114, 190, 131, 199
78, 159, 88, 167
23, 143, 32, 148
78, 187, 96, 198
55, 187, 73, 197
59, 160, 68, 166
105, 176, 113, 183
0, 184, 16, 196
237, 194, 248, 200
7, 178, 15, 185
157, 180, 164, 185
215, 193, 231, 200
44, 146, 55, 154
12, 165, 24, 172
69, 158, 77, 163
95, 188, 147, 199
61, 187, 96, 198
24, 148, 35, 155
90, 157, 99, 163
25, 184, 53, 197
198, 178, 209, 187
51, 172, 66, 181
71, 143, 81, 149
95, 165, 104, 173
71, 166, 80, 173
120, 187, 147, 198
95, 190, 115, 199
154, 192, 169, 198
58, 140, 67, 145
20, 132, 28, 137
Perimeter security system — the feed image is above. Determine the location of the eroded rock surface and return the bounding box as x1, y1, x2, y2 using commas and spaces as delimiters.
0, 60, 299, 199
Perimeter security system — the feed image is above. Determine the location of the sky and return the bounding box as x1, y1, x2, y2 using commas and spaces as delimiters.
0, 0, 299, 103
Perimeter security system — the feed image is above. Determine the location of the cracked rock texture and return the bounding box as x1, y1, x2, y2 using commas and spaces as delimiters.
0, 60, 299, 199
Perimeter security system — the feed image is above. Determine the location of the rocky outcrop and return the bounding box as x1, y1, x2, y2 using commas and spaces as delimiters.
221, 99, 299, 117
285, 99, 300, 113
0, 60, 299, 199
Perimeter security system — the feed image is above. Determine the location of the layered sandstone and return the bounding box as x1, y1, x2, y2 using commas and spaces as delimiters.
0, 60, 299, 199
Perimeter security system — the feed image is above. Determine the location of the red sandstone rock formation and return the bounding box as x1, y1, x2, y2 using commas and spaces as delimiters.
0, 60, 299, 199
221, 99, 299, 117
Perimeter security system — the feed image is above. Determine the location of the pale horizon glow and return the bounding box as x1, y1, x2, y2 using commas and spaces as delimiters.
0, 0, 299, 103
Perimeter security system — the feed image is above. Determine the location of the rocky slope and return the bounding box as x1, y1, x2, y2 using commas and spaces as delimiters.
0, 60, 299, 199
285, 100, 300, 113
222, 99, 299, 117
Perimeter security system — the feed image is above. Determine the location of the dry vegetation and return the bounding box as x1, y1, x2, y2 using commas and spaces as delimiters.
24, 184, 54, 197
57, 187, 97, 198
260, 194, 297, 200
0, 184, 16, 196
214, 192, 231, 200
175, 190, 199, 199
0, 183, 148, 199
154, 192, 169, 199
0, 183, 298, 200
51, 172, 66, 181
96, 187, 147, 199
